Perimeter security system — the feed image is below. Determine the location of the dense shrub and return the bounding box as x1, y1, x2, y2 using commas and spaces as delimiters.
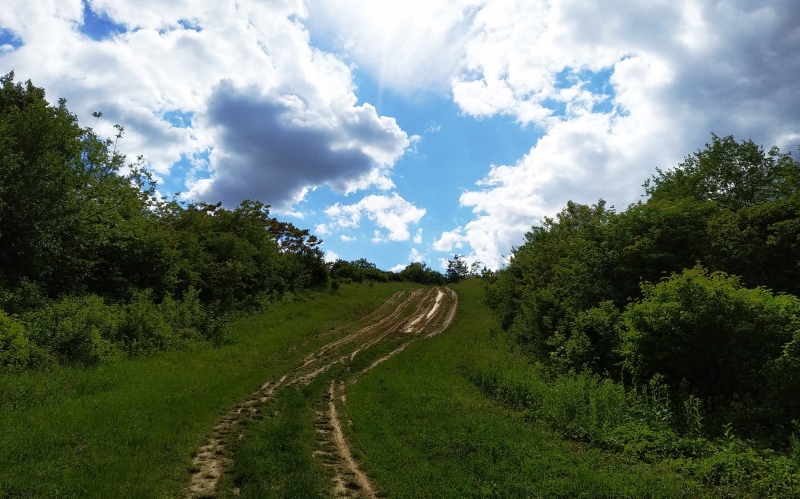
3, 288, 228, 368
618, 266, 800, 433
399, 261, 446, 285
0, 311, 48, 371
467, 357, 800, 497
23, 295, 118, 366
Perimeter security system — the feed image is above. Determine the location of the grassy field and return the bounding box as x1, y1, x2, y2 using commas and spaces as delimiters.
344, 279, 699, 498
4, 279, 765, 498
0, 282, 414, 498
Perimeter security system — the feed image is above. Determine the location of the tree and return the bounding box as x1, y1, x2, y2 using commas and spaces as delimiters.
645, 133, 800, 209
0, 71, 162, 297
0, 71, 86, 293
619, 266, 800, 429
329, 258, 390, 283
445, 254, 469, 283
399, 262, 445, 285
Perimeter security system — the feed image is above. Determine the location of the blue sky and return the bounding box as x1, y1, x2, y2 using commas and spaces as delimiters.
2, 0, 799, 271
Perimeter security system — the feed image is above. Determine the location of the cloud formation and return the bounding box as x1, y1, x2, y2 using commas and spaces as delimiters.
328, 0, 800, 268
191, 80, 409, 206
0, 0, 412, 207
454, 0, 800, 267
3, 0, 798, 270
305, 0, 482, 93
325, 193, 426, 242
432, 227, 465, 253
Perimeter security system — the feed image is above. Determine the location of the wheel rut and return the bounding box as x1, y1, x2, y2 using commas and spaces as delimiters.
183, 286, 458, 499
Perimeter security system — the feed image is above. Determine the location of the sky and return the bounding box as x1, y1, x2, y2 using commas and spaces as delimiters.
1, 0, 799, 272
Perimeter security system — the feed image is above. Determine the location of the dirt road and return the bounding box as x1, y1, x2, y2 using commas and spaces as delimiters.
185, 286, 458, 498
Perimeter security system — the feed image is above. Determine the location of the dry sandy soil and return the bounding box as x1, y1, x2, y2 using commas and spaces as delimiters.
184, 286, 458, 498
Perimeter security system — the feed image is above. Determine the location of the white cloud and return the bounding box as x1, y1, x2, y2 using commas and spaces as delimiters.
370, 230, 385, 243
413, 228, 423, 244
324, 249, 340, 263
325, 192, 426, 242
409, 247, 425, 263
424, 124, 442, 134
4, 0, 798, 271
314, 223, 331, 236
432, 227, 465, 253
452, 0, 800, 268
389, 263, 406, 272
340, 235, 356, 242
305, 0, 482, 93
0, 0, 412, 208
301, 0, 799, 269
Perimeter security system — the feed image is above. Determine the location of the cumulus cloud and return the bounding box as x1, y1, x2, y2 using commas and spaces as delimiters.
314, 223, 331, 236
325, 193, 426, 242
307, 0, 799, 268
340, 235, 356, 242
432, 226, 465, 253
0, 0, 412, 207
452, 0, 800, 267
409, 247, 425, 262
4, 0, 798, 270
413, 228, 423, 244
191, 80, 409, 206
324, 249, 340, 263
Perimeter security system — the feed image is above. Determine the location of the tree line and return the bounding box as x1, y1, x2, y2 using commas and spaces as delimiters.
0, 73, 403, 372
0, 72, 337, 369
485, 134, 800, 447
0, 73, 470, 372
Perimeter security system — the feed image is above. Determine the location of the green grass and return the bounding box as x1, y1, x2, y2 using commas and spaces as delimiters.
0, 282, 414, 498
6, 280, 757, 498
213, 290, 429, 498
217, 377, 333, 499
345, 280, 698, 498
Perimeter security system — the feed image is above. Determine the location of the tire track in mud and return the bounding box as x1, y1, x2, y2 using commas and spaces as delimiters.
184, 286, 458, 499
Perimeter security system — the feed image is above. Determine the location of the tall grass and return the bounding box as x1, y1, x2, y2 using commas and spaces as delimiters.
464, 313, 800, 497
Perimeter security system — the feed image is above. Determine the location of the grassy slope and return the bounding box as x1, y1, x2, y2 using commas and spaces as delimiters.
346, 279, 696, 498
0, 282, 413, 499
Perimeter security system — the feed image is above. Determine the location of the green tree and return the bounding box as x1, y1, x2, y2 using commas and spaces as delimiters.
645, 133, 800, 209
618, 266, 800, 431
445, 254, 469, 283
0, 71, 87, 294
399, 262, 445, 285
0, 72, 172, 299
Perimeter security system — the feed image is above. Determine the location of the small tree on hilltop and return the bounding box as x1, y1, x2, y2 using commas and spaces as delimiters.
446, 254, 470, 283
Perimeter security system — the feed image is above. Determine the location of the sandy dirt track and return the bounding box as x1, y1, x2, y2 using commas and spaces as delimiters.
184, 286, 458, 498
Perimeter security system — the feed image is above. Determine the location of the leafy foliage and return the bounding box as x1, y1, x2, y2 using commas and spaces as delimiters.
398, 261, 446, 285
329, 258, 398, 284
618, 267, 800, 435
485, 134, 800, 452
0, 73, 329, 370
645, 133, 800, 209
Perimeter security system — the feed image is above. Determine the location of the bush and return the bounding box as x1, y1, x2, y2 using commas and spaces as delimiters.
467, 354, 627, 443
23, 295, 117, 366
467, 355, 800, 497
0, 311, 49, 371
116, 290, 176, 356
549, 300, 622, 375
619, 266, 800, 416
158, 286, 210, 341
